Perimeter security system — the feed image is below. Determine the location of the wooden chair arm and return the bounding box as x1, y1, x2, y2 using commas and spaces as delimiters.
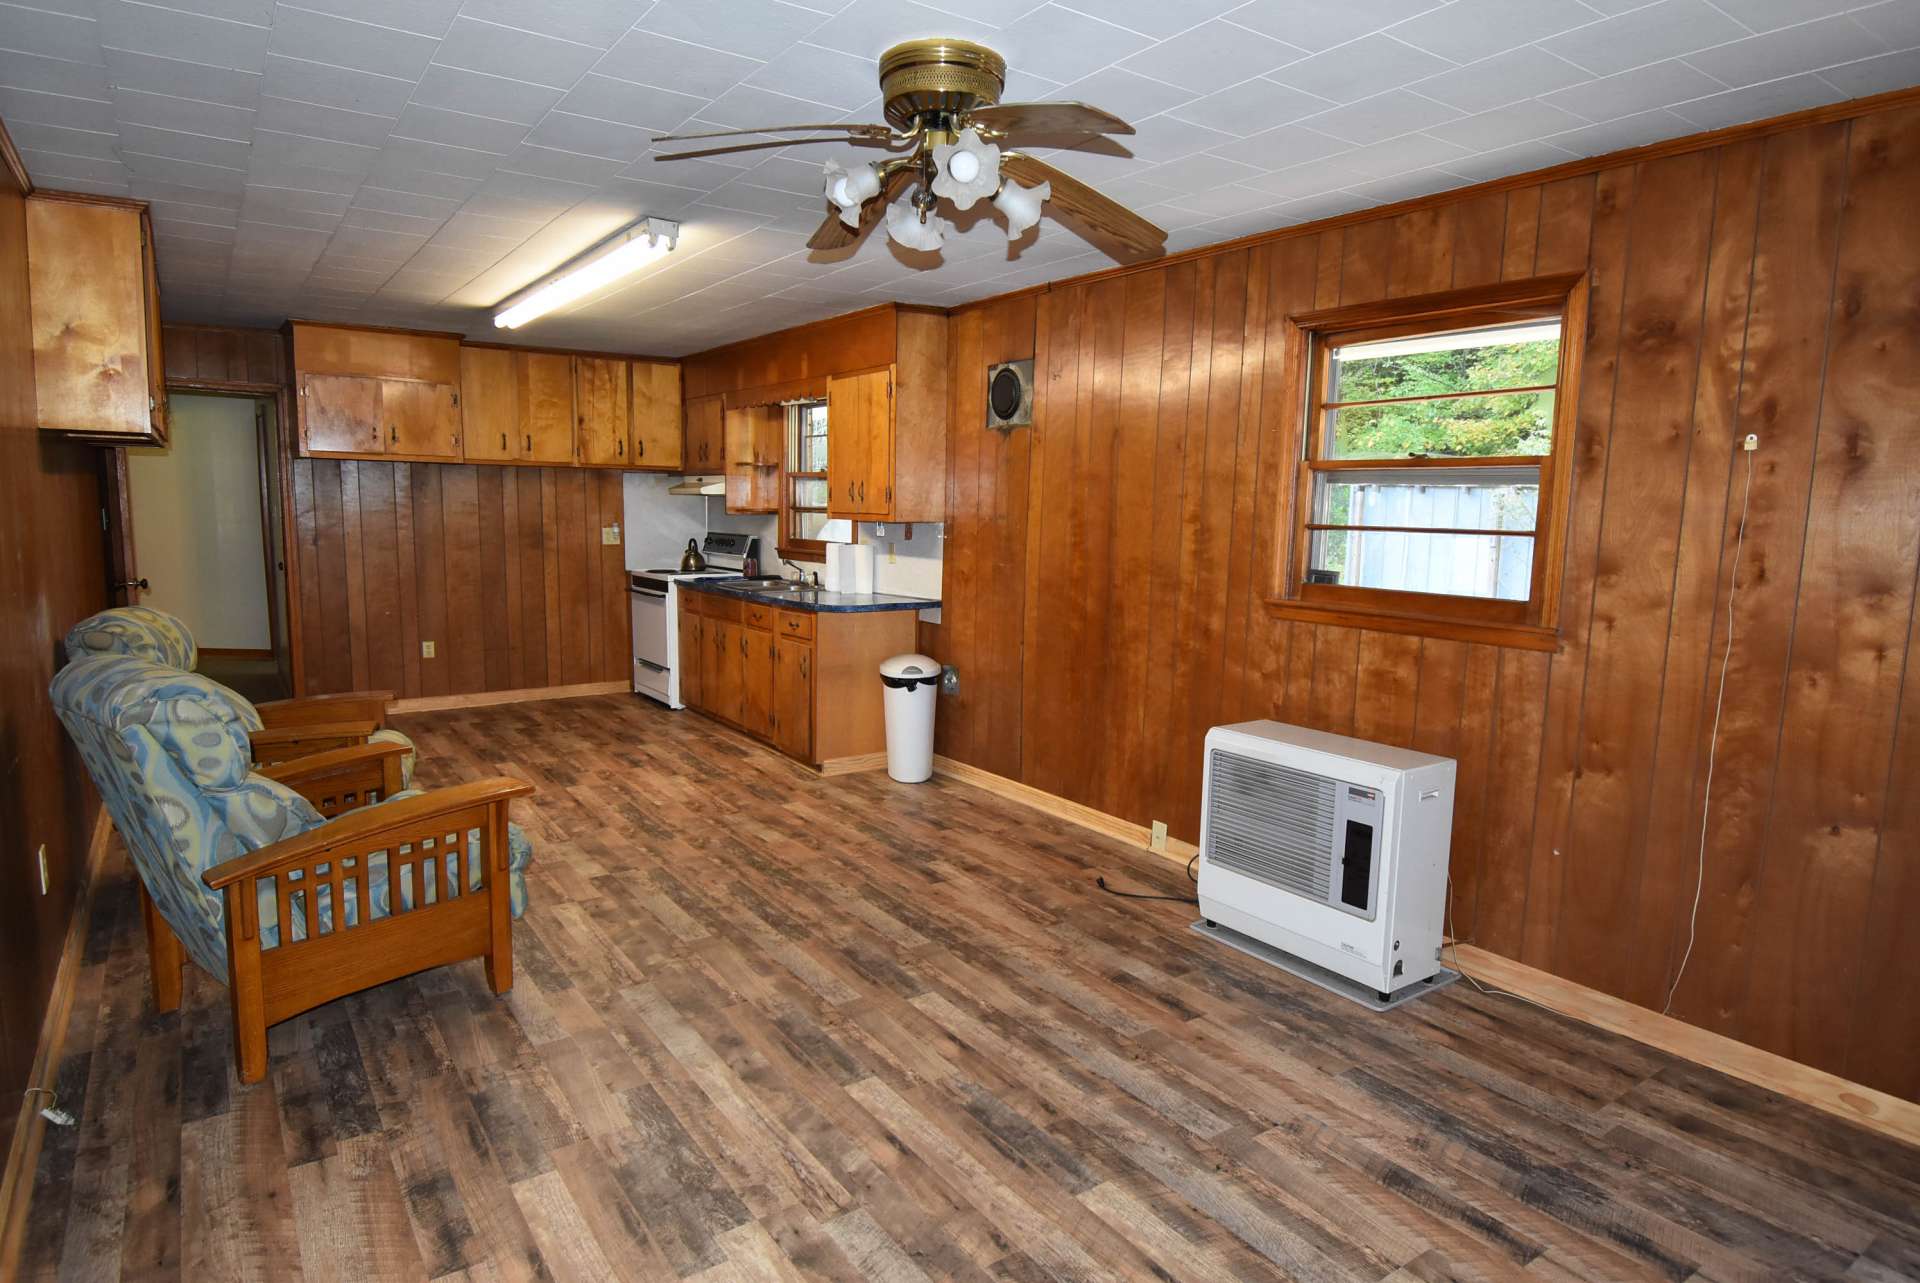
259, 741, 409, 815
204, 778, 534, 892
253, 692, 394, 730
248, 720, 379, 766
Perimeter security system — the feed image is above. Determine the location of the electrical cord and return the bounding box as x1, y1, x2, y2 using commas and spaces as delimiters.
1664, 444, 1756, 1015
1096, 852, 1198, 904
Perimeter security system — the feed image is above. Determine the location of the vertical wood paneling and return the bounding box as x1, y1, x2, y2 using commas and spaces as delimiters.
933, 102, 1920, 1101
476, 466, 511, 691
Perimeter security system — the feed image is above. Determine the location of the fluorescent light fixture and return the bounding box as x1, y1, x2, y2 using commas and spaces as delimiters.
493, 216, 679, 329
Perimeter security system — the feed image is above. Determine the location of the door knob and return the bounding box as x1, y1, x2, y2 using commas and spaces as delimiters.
117, 578, 149, 591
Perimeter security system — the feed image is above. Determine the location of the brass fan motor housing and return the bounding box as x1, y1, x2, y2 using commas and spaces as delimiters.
878, 39, 1006, 130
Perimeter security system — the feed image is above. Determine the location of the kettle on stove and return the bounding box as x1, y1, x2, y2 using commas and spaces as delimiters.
678, 538, 706, 573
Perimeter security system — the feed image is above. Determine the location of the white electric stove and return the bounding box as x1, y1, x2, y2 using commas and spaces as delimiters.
629, 531, 759, 708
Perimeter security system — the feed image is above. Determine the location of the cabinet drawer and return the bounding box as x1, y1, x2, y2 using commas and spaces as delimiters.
700, 594, 742, 623
743, 603, 774, 631
776, 609, 814, 641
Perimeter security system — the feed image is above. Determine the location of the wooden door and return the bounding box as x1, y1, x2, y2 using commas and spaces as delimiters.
460, 347, 516, 461
382, 379, 462, 458
519, 352, 575, 463
740, 626, 775, 739
677, 606, 703, 711
576, 356, 630, 466
301, 373, 383, 455
772, 636, 813, 761
684, 394, 723, 471
630, 361, 683, 470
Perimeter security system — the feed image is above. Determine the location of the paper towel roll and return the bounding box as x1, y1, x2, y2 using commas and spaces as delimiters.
823, 543, 844, 592
850, 543, 875, 595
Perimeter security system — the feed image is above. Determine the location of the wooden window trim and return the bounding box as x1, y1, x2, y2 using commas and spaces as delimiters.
779, 400, 832, 564
1265, 272, 1588, 650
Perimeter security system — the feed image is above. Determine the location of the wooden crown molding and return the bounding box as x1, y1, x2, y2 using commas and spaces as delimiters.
0, 118, 28, 196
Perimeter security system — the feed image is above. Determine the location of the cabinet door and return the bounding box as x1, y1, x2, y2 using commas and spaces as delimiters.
26, 198, 161, 442
677, 608, 703, 711
710, 619, 741, 724
460, 347, 517, 461
827, 369, 891, 517
383, 379, 462, 458
630, 361, 683, 470
684, 394, 723, 471
772, 636, 813, 761
576, 356, 631, 466
301, 373, 384, 455
722, 405, 782, 514
860, 369, 895, 518
740, 627, 775, 740
519, 352, 575, 462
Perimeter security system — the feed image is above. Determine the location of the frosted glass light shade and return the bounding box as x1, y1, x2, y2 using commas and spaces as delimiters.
931, 127, 1001, 211
885, 201, 948, 252
993, 179, 1051, 238
823, 160, 883, 228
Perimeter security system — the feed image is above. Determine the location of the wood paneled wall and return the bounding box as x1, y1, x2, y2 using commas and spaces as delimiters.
291, 460, 630, 699
0, 155, 107, 1161
933, 99, 1920, 1101
162, 322, 285, 388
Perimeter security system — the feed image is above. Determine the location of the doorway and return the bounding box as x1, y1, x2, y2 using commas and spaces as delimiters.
124, 392, 292, 701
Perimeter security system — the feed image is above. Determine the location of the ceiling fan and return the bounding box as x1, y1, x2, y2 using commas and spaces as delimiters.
651, 39, 1168, 263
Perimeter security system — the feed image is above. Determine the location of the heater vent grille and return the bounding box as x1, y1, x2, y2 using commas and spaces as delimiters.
1204, 749, 1334, 901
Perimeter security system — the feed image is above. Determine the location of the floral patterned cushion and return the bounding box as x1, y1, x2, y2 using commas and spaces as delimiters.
49, 655, 531, 978
64, 606, 198, 670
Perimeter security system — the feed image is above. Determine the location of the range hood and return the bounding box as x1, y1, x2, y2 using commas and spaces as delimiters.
667, 474, 725, 496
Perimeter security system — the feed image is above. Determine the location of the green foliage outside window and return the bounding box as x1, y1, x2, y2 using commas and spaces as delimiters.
1328, 334, 1560, 459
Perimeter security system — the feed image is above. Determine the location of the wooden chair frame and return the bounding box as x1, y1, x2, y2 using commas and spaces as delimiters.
139, 739, 531, 1084
247, 689, 396, 767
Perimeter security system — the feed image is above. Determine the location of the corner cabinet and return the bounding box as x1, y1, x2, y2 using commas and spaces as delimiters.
683, 393, 723, 472
292, 323, 463, 461
26, 194, 169, 445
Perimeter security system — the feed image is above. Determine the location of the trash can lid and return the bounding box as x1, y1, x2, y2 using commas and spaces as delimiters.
880, 653, 939, 679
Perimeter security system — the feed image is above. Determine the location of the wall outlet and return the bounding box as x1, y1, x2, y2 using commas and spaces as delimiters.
421, 640, 436, 659
1150, 821, 1168, 853
38, 844, 48, 895
601, 524, 621, 545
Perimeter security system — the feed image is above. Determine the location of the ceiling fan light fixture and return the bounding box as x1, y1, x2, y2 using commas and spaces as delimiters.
885, 200, 948, 252
493, 216, 679, 329
993, 178, 1051, 239
823, 159, 883, 227
931, 126, 1000, 210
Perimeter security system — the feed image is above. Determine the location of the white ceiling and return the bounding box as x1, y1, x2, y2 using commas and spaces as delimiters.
3, 0, 1915, 355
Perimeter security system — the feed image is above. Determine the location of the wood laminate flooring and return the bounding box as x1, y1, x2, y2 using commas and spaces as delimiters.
19, 695, 1920, 1282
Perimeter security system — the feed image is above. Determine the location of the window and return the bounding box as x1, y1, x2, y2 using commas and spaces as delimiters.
1278, 274, 1585, 647
780, 399, 850, 561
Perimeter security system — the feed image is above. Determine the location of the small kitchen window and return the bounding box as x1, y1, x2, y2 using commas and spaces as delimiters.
781, 399, 850, 562
1276, 273, 1586, 648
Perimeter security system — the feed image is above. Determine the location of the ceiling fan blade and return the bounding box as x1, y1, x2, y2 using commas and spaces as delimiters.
967, 102, 1134, 137
1000, 153, 1166, 262
653, 123, 891, 143
655, 136, 857, 162
807, 167, 916, 253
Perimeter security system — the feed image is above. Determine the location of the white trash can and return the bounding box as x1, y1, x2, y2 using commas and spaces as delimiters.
879, 653, 940, 782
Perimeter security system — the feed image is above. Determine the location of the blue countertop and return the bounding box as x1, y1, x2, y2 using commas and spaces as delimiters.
685, 577, 938, 614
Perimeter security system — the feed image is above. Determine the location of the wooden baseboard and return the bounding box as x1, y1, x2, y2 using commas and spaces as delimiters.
931, 754, 1920, 1149
818, 751, 890, 777
389, 680, 630, 714
0, 808, 113, 1280
198, 646, 274, 659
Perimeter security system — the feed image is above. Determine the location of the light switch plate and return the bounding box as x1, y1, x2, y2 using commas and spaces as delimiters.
601, 525, 621, 545
422, 640, 436, 658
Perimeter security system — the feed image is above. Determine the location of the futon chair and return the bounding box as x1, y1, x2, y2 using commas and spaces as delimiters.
50, 654, 534, 1083
64, 606, 417, 781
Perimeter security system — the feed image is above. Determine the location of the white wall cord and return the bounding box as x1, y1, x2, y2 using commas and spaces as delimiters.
1664, 444, 1757, 1016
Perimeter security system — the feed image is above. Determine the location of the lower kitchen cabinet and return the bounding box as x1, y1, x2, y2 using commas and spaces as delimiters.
678, 590, 917, 768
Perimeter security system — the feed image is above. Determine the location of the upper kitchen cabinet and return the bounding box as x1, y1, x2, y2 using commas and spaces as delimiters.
26, 193, 168, 445
684, 393, 723, 473
291, 322, 462, 460
459, 347, 575, 464
575, 355, 630, 467
630, 360, 683, 470
723, 404, 783, 514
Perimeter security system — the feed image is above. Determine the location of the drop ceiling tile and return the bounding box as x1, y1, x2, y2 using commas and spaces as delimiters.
148, 195, 240, 225
1239, 157, 1367, 199
744, 42, 878, 111
1341, 164, 1468, 202
1301, 88, 1460, 144
162, 0, 274, 22
556, 71, 702, 130
425, 15, 595, 88
19, 147, 128, 182
1119, 19, 1306, 92
340, 205, 440, 234
130, 174, 243, 205
1168, 76, 1333, 135
696, 180, 810, 218
1222, 0, 1446, 54
245, 154, 363, 192
1718, 0, 1882, 32
1851, 0, 1920, 47
1545, 106, 1693, 153
619, 151, 746, 191
0, 84, 117, 129
242, 182, 352, 215
1446, 137, 1581, 181
1426, 98, 1586, 150
6, 118, 119, 159
1135, 150, 1265, 191
155, 218, 237, 244
1269, 33, 1454, 103
121, 148, 248, 190
350, 184, 459, 217
102, 46, 261, 108
1668, 70, 1843, 128
1685, 15, 1888, 87
637, 0, 827, 61
375, 135, 502, 180
1541, 0, 1748, 77
741, 153, 833, 195
0, 48, 112, 98
266, 6, 436, 79
498, 142, 629, 185
289, 0, 462, 37
0, 4, 103, 65
1539, 57, 1724, 121
599, 173, 704, 215
1391, 0, 1599, 64
253, 93, 394, 145
524, 109, 654, 161
260, 53, 414, 115
1121, 112, 1239, 161
117, 119, 250, 167
1410, 45, 1594, 114
1324, 129, 1473, 178
1206, 120, 1351, 168
394, 103, 530, 154
412, 64, 568, 126
112, 85, 254, 137
995, 6, 1155, 85
1822, 47, 1920, 95
1054, 67, 1196, 123
597, 29, 763, 99
455, 0, 652, 49
96, 0, 268, 70
253, 126, 379, 172
1161, 181, 1278, 218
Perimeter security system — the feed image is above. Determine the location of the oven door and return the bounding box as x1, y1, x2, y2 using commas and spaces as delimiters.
629, 583, 671, 702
